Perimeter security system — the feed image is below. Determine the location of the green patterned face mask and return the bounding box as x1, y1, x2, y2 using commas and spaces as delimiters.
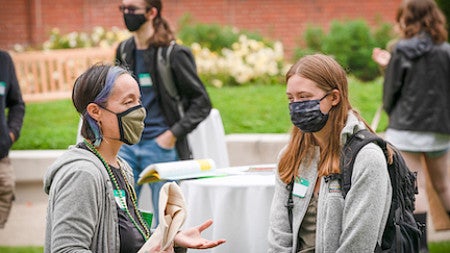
101, 104, 146, 145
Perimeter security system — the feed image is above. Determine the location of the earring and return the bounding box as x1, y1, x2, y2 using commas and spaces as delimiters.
93, 121, 103, 147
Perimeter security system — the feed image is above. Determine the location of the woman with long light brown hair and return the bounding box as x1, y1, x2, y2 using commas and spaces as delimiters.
268, 54, 392, 252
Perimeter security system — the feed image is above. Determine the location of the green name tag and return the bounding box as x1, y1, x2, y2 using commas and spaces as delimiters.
139, 73, 152, 87
0, 82, 5, 95
113, 189, 127, 210
293, 177, 309, 198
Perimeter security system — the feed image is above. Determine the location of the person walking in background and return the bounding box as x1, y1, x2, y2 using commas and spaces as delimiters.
0, 50, 25, 229
44, 63, 225, 253
115, 0, 212, 227
373, 1, 450, 252
268, 54, 392, 252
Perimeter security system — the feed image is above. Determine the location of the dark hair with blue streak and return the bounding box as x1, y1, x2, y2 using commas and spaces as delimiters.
72, 63, 128, 146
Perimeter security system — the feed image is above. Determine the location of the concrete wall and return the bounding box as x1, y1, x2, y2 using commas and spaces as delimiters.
10, 134, 289, 184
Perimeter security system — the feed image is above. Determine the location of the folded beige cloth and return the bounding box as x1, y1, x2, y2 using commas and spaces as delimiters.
138, 182, 187, 252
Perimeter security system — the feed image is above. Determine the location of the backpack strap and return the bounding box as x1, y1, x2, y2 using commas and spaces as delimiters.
340, 129, 389, 251
340, 129, 387, 198
119, 37, 133, 64
286, 179, 294, 231
157, 41, 177, 98
157, 41, 184, 117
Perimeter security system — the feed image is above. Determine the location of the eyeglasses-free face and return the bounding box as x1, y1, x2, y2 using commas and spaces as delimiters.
118, 4, 149, 14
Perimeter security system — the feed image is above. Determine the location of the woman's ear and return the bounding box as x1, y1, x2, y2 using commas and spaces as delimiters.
330, 89, 341, 106
147, 7, 158, 20
86, 103, 101, 121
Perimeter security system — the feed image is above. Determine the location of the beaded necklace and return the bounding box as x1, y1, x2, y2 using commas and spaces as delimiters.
83, 139, 150, 240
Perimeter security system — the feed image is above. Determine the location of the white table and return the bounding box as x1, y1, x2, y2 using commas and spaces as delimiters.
179, 173, 275, 253
187, 108, 230, 169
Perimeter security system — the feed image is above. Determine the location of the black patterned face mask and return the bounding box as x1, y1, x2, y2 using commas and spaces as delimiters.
289, 93, 329, 133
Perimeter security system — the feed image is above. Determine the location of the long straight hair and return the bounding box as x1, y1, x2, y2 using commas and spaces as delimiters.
278, 54, 370, 184
145, 0, 175, 46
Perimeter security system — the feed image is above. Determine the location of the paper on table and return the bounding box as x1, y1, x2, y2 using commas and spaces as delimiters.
137, 159, 219, 184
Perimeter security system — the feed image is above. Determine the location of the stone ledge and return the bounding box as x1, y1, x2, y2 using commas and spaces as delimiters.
226, 133, 288, 166
10, 150, 65, 183
9, 134, 290, 182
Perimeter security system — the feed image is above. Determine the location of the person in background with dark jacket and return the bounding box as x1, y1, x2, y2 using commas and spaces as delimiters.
0, 50, 25, 228
373, 1, 450, 252
115, 0, 212, 227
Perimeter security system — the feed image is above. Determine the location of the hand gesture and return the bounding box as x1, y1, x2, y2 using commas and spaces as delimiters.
372, 48, 391, 68
174, 219, 226, 249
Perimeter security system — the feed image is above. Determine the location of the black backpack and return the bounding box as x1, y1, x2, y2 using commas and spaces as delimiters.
286, 129, 423, 252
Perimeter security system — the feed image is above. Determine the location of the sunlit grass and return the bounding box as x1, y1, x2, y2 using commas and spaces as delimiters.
0, 247, 43, 253
12, 99, 79, 150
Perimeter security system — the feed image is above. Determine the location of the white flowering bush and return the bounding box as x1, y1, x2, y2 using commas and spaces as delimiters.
42, 26, 130, 50
17, 25, 288, 87
191, 35, 286, 87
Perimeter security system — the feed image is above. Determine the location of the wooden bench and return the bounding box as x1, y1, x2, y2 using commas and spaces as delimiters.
10, 47, 115, 102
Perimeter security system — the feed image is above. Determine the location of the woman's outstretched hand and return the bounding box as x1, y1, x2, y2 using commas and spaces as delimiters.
174, 219, 226, 249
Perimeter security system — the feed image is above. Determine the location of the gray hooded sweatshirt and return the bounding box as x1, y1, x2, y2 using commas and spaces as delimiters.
43, 146, 134, 252
268, 111, 392, 253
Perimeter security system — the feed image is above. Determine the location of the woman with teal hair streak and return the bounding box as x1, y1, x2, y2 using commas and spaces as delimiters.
44, 63, 225, 253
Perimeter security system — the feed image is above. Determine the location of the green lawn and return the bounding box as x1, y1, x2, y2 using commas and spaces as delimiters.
0, 247, 43, 253
12, 76, 388, 150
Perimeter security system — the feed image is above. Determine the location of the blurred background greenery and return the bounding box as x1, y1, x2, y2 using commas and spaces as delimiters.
12, 17, 394, 150
13, 15, 400, 150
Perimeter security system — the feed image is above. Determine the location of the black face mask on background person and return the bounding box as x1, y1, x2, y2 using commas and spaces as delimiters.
124, 14, 147, 32
289, 93, 330, 133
